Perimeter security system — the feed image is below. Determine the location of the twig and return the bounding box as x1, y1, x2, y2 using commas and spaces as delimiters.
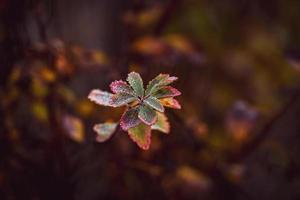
229, 90, 300, 163
154, 0, 181, 35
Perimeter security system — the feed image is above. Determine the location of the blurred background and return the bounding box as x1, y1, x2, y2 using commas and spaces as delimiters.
1, 0, 300, 199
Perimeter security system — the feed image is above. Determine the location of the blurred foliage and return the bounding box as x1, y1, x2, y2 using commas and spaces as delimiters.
0, 0, 300, 199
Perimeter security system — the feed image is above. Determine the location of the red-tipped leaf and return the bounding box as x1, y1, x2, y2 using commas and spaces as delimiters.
153, 86, 181, 99
159, 97, 181, 109
145, 74, 178, 96
120, 108, 141, 131
110, 80, 134, 95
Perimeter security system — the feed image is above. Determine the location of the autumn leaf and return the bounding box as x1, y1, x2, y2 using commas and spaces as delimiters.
120, 108, 141, 131
145, 73, 178, 96
159, 97, 181, 109
110, 80, 135, 95
94, 123, 118, 142
88, 71, 181, 150
131, 36, 167, 56
151, 112, 170, 134
128, 123, 151, 150
88, 89, 115, 107
153, 86, 181, 99
62, 115, 85, 143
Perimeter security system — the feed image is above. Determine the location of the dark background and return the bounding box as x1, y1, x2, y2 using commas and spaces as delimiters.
1, 0, 300, 199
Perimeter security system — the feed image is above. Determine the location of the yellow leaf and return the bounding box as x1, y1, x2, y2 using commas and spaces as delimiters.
35, 66, 56, 82
31, 78, 48, 98
31, 102, 48, 122
76, 99, 94, 117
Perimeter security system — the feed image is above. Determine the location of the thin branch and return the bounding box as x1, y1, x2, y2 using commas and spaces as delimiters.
229, 90, 300, 163
154, 0, 181, 35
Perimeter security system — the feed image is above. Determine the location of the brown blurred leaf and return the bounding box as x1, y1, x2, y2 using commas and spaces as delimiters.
164, 34, 195, 55
225, 164, 245, 183
131, 36, 168, 56
57, 85, 76, 104
55, 54, 73, 75
123, 6, 163, 28
62, 114, 85, 143
31, 78, 48, 98
92, 50, 109, 65
76, 99, 94, 117
225, 101, 259, 142
8, 66, 22, 85
176, 165, 211, 190
32, 64, 56, 83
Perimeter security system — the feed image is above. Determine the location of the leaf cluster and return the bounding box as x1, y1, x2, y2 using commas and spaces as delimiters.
88, 72, 181, 149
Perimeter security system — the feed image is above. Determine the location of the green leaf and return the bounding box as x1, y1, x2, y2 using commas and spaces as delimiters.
94, 123, 118, 142
110, 80, 134, 95
120, 108, 141, 130
127, 72, 144, 97
145, 74, 178, 96
153, 86, 181, 99
151, 112, 170, 134
144, 96, 164, 112
128, 123, 151, 150
138, 104, 157, 125
145, 74, 169, 96
110, 93, 137, 107
88, 89, 114, 107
